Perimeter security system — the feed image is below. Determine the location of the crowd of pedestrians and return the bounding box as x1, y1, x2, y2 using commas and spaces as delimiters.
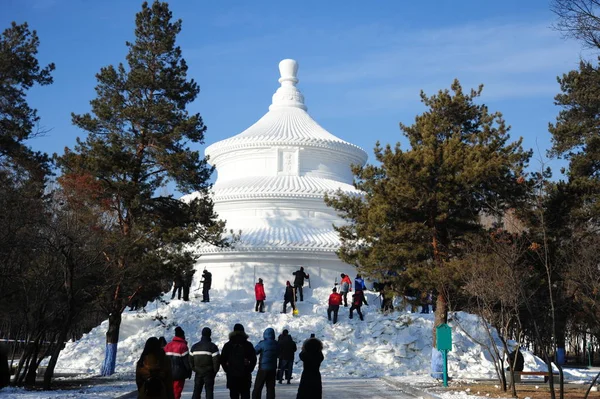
135, 324, 323, 399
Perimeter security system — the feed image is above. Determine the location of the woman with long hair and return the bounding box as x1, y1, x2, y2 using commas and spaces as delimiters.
136, 337, 174, 399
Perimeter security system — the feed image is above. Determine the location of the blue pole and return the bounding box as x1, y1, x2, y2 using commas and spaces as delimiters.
442, 349, 448, 387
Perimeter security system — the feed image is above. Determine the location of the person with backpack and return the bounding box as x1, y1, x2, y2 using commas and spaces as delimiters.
327, 287, 343, 324
190, 327, 220, 399
292, 267, 309, 302
349, 290, 367, 321
296, 335, 324, 399
136, 337, 174, 399
255, 278, 266, 313
220, 323, 257, 399
276, 329, 297, 384
252, 327, 278, 399
163, 327, 192, 399
201, 269, 212, 302
282, 281, 296, 314
339, 273, 352, 307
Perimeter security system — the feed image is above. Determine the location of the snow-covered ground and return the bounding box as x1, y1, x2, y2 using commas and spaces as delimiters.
3, 286, 598, 398
52, 286, 541, 379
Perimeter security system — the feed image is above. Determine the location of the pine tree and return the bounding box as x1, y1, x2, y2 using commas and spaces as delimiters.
0, 22, 54, 179
550, 60, 600, 223
57, 1, 226, 375
325, 80, 530, 372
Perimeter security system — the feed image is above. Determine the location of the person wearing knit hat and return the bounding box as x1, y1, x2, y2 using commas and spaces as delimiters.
190, 326, 220, 399
282, 281, 296, 314
164, 327, 191, 399
220, 324, 257, 398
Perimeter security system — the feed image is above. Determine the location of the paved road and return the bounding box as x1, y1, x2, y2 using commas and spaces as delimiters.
180, 377, 418, 398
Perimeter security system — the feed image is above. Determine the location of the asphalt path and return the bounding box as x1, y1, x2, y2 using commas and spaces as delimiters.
179, 377, 418, 398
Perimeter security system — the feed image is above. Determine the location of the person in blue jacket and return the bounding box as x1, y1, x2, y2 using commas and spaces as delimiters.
354, 274, 366, 291
252, 328, 279, 399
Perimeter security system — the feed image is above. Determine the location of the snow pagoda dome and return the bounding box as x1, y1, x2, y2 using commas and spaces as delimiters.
189, 59, 368, 296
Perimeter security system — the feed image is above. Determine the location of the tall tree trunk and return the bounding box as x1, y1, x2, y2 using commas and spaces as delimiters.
100, 311, 121, 376
43, 326, 69, 389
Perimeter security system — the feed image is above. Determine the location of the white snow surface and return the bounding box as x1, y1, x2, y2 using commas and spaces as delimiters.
6, 287, 599, 398
54, 287, 543, 379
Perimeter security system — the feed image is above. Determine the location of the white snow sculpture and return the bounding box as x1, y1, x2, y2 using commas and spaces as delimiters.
187, 59, 368, 298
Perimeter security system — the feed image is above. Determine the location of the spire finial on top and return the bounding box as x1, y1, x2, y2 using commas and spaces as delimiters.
278, 59, 299, 86
270, 59, 307, 111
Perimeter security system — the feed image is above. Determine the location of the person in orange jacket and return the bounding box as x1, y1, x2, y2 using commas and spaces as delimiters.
255, 278, 266, 313
327, 288, 343, 324
339, 273, 353, 307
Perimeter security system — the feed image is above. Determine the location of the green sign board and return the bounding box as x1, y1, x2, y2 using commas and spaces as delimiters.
436, 323, 452, 351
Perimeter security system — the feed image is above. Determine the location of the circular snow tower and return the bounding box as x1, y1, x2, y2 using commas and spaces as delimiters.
189, 59, 368, 297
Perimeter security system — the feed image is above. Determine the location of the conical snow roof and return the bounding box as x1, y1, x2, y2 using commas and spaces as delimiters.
205, 59, 367, 164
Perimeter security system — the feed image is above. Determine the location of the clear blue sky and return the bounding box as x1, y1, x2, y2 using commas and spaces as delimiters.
3, 0, 589, 190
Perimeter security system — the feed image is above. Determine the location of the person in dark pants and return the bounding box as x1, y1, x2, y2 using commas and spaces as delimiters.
292, 267, 309, 302
282, 281, 296, 314
255, 278, 266, 313
190, 327, 220, 399
349, 290, 367, 321
182, 269, 195, 302
220, 324, 257, 399
339, 273, 352, 307
296, 336, 324, 399
201, 270, 212, 302
172, 272, 184, 300
277, 329, 297, 384
327, 287, 343, 324
252, 328, 278, 399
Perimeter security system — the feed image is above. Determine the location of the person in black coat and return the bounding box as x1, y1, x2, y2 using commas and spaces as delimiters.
201, 270, 212, 302
292, 267, 309, 301
282, 281, 296, 314
277, 329, 297, 384
296, 336, 323, 399
220, 324, 257, 399
172, 272, 184, 300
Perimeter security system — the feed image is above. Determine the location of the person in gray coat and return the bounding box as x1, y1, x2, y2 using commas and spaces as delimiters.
252, 328, 278, 399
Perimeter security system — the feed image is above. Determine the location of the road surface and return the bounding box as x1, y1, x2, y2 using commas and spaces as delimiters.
180, 377, 419, 398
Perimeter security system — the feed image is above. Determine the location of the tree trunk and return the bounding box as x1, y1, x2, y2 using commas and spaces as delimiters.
431, 290, 448, 378
100, 311, 121, 376
43, 327, 69, 389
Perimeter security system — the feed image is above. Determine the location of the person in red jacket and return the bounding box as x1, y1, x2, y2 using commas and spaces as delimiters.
327, 287, 343, 324
255, 278, 266, 313
163, 327, 192, 399
339, 273, 353, 307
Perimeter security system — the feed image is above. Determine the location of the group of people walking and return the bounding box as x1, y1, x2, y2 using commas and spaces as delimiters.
136, 324, 323, 399
254, 268, 311, 315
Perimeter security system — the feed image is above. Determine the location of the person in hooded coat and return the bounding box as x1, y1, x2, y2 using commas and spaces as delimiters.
296, 336, 323, 399
220, 324, 257, 399
252, 328, 278, 399
136, 337, 175, 399
255, 278, 266, 313
277, 329, 297, 384
339, 273, 352, 307
164, 327, 192, 399
282, 281, 296, 314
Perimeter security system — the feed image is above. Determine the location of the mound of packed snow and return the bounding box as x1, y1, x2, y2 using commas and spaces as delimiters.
54, 287, 545, 379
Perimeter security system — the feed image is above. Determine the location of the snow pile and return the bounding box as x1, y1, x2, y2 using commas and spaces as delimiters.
54, 286, 543, 379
